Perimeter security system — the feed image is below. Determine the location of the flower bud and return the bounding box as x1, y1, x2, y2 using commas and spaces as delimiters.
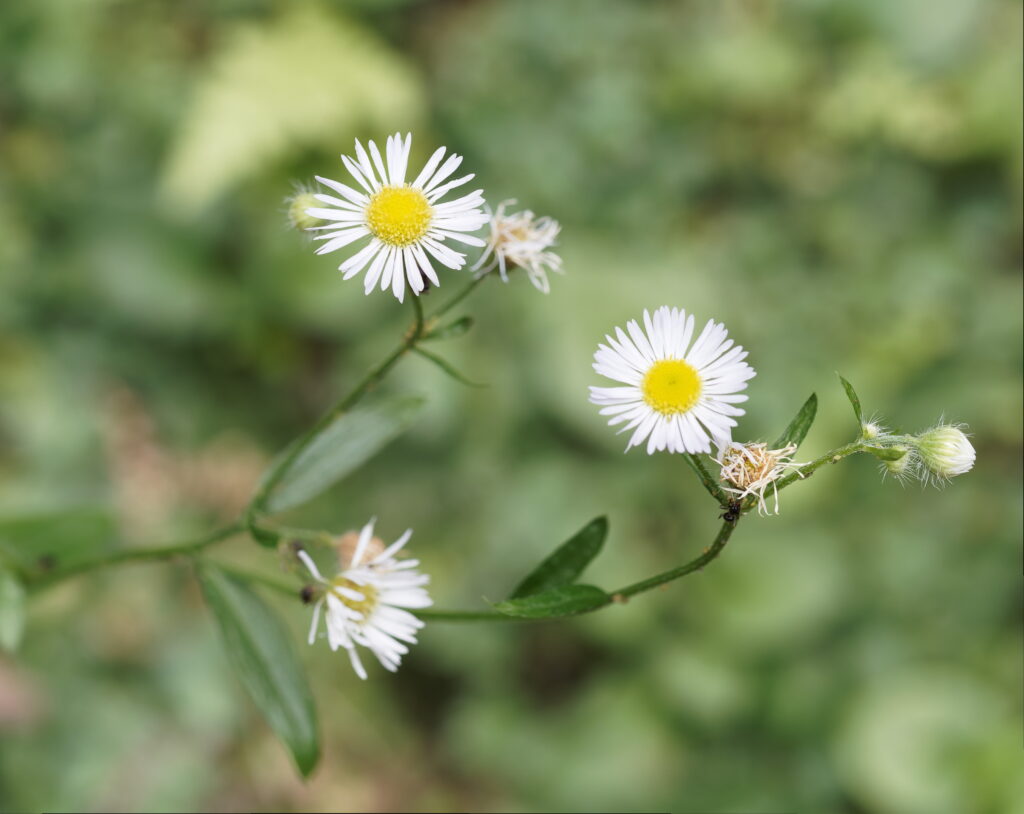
915, 424, 975, 481
285, 188, 325, 232
877, 444, 916, 482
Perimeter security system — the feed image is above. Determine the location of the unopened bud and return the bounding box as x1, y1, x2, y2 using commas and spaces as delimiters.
915, 424, 975, 481
285, 188, 325, 232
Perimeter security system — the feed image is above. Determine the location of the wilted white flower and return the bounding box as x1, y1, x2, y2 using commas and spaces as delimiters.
307, 133, 488, 302
915, 423, 976, 485
717, 441, 805, 515
472, 200, 562, 293
297, 518, 432, 680
589, 307, 756, 454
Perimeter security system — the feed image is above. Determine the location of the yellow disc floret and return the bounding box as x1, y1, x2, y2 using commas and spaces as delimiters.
642, 359, 702, 415
330, 577, 379, 622
365, 186, 433, 247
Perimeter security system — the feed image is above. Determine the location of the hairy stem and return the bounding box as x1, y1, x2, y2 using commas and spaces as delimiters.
773, 439, 865, 492
684, 452, 730, 505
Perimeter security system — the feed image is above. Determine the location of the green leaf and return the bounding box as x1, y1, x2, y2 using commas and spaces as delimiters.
509, 517, 608, 599
198, 565, 319, 777
0, 507, 118, 578
0, 569, 26, 653
413, 347, 487, 388
493, 584, 610, 619
772, 393, 818, 450
838, 374, 863, 426
159, 5, 424, 214
264, 394, 425, 514
423, 316, 474, 341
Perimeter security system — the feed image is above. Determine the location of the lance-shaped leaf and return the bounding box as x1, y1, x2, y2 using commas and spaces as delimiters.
509, 517, 608, 599
838, 374, 863, 426
0, 569, 26, 653
198, 565, 319, 777
772, 393, 817, 450
263, 394, 425, 514
493, 584, 610, 619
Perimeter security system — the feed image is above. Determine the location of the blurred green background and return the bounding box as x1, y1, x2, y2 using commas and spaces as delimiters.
1, 0, 1021, 811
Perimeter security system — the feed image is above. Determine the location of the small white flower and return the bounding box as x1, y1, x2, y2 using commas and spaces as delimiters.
915, 423, 976, 485
589, 307, 756, 454
307, 133, 489, 302
472, 200, 563, 293
716, 441, 806, 515
297, 519, 432, 680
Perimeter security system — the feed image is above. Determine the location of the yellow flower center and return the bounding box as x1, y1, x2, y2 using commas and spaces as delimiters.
642, 359, 702, 415
330, 577, 379, 621
365, 186, 433, 247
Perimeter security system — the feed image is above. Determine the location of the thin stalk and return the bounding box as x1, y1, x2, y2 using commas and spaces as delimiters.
248, 277, 481, 521
773, 440, 865, 492
417, 608, 521, 622
213, 564, 299, 599
612, 518, 738, 599
28, 522, 241, 592
684, 453, 729, 505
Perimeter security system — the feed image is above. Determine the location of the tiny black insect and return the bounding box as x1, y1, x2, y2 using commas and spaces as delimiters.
300, 584, 316, 605
719, 500, 742, 523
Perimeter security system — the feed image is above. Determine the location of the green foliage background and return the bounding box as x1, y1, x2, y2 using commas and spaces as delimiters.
1, 0, 1021, 811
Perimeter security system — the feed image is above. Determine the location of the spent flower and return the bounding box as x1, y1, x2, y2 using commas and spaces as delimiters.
717, 441, 805, 515
472, 200, 563, 293
297, 518, 432, 680
308, 133, 488, 301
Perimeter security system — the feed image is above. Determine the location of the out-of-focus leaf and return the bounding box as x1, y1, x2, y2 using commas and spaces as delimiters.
0, 569, 26, 653
509, 517, 608, 599
263, 394, 425, 514
197, 565, 319, 777
493, 584, 610, 619
772, 393, 817, 450
838, 374, 864, 426
160, 5, 424, 213
423, 316, 474, 341
0, 508, 117, 578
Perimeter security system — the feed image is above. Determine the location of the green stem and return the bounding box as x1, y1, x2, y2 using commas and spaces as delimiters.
247, 277, 481, 523
613, 518, 738, 599
684, 453, 729, 505
28, 522, 241, 592
428, 273, 487, 320
418, 608, 521, 622
773, 440, 865, 492
214, 564, 299, 599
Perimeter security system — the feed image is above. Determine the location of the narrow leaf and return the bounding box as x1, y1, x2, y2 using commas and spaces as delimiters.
838, 374, 863, 425
772, 393, 818, 450
198, 565, 319, 776
0, 569, 26, 653
510, 517, 608, 599
414, 347, 486, 388
265, 394, 425, 513
423, 316, 474, 341
493, 584, 610, 619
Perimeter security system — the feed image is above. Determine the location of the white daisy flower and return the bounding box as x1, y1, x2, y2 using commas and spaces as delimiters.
306, 133, 489, 302
589, 307, 756, 454
471, 200, 563, 293
296, 518, 432, 680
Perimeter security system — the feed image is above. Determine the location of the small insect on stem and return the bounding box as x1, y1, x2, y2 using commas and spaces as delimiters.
300, 584, 317, 605
719, 500, 742, 524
